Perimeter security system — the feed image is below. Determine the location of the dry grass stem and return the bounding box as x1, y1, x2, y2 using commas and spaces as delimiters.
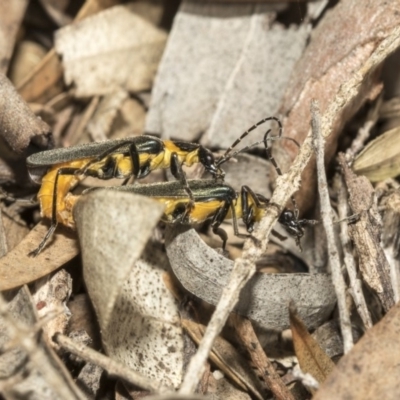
54, 333, 171, 394
336, 174, 373, 329
311, 99, 353, 353
233, 315, 295, 400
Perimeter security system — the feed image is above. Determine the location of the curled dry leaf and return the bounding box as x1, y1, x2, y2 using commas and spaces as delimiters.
55, 4, 167, 98
313, 301, 400, 400
0, 73, 51, 153
166, 226, 336, 331
276, 0, 400, 211
0, 286, 84, 399
0, 221, 79, 291
353, 126, 400, 182
74, 191, 184, 389
289, 303, 335, 394
146, 2, 308, 147
73, 190, 165, 330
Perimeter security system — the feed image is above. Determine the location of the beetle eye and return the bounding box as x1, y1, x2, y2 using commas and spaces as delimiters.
199, 147, 217, 174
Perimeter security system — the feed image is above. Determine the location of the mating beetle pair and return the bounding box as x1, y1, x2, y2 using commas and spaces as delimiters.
26, 117, 308, 255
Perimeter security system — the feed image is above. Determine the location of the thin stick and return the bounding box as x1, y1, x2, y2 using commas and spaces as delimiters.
53, 333, 171, 394
233, 315, 295, 400
336, 174, 373, 329
311, 100, 353, 353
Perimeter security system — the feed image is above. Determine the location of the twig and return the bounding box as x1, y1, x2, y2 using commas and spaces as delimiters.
53, 333, 171, 394
347, 94, 382, 159
335, 174, 373, 329
311, 100, 353, 353
233, 315, 295, 400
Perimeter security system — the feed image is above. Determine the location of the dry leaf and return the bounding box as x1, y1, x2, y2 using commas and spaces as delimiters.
74, 191, 184, 388
0, 0, 28, 74
9, 40, 47, 87
86, 89, 129, 141
146, 2, 308, 148
73, 190, 165, 329
289, 303, 335, 394
313, 301, 400, 400
353, 126, 400, 182
103, 248, 184, 389
17, 0, 119, 103
166, 227, 336, 331
0, 221, 79, 291
55, 4, 167, 97
0, 73, 51, 153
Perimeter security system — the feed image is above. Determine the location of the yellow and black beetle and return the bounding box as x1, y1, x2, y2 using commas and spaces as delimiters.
80, 179, 311, 248
27, 117, 284, 255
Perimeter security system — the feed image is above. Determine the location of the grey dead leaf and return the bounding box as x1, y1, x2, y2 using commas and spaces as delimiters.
55, 4, 167, 98
101, 244, 184, 389
0, 221, 79, 291
74, 191, 184, 389
220, 153, 273, 197
182, 319, 264, 400
0, 73, 51, 153
0, 286, 84, 399
166, 227, 336, 331
313, 301, 400, 400
0, 0, 28, 74
146, 2, 308, 148
353, 126, 400, 182
86, 89, 129, 142
73, 189, 164, 331
31, 269, 73, 348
